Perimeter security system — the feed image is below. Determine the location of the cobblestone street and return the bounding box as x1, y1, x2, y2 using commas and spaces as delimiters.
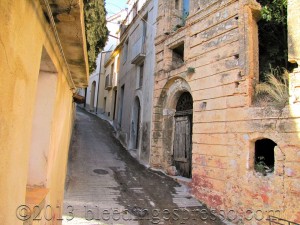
62, 108, 225, 225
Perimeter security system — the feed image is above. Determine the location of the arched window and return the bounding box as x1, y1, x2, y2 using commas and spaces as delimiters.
176, 92, 193, 112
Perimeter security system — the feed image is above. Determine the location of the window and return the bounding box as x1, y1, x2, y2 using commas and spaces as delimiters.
171, 42, 184, 69
139, 63, 144, 88
182, 0, 189, 23
256, 0, 296, 81
175, 0, 180, 10
254, 138, 276, 176
142, 14, 148, 45
123, 40, 128, 63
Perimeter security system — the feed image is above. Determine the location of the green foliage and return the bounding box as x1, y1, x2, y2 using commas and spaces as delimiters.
255, 156, 274, 176
255, 67, 289, 109
257, 0, 291, 80
84, 0, 109, 73
187, 67, 195, 74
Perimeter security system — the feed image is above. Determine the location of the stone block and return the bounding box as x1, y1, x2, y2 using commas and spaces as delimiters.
193, 133, 241, 146
189, 1, 239, 36
193, 110, 226, 123
193, 143, 228, 157
193, 121, 226, 134
193, 153, 229, 169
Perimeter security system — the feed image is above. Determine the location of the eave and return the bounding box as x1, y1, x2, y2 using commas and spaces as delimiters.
40, 0, 89, 88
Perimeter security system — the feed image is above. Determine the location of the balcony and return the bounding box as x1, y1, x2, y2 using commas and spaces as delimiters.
105, 74, 112, 90
131, 36, 146, 65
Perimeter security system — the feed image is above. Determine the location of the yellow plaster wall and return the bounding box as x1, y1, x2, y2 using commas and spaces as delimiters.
0, 1, 77, 224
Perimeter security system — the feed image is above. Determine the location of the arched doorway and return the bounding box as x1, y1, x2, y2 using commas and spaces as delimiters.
174, 92, 193, 178
90, 81, 96, 111
130, 97, 141, 150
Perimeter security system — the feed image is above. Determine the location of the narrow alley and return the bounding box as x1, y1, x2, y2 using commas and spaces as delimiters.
63, 108, 225, 225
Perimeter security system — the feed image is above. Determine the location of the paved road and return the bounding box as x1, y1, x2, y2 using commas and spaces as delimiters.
63, 108, 225, 225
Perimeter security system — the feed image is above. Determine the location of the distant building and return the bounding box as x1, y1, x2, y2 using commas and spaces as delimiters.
101, 49, 119, 121
83, 10, 127, 113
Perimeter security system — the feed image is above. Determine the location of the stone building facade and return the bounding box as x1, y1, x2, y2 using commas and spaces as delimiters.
151, 0, 300, 223
115, 0, 158, 164
0, 0, 88, 224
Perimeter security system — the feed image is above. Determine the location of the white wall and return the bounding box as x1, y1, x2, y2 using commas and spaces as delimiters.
116, 0, 158, 164
28, 71, 58, 186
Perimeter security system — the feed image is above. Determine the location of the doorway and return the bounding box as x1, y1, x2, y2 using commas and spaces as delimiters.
130, 97, 141, 149
90, 81, 96, 111
113, 89, 117, 120
173, 92, 193, 178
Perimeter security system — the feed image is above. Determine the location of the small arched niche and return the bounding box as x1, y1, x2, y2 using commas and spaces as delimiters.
254, 138, 277, 176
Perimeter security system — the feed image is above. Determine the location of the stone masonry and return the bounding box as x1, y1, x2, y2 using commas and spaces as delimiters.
150, 0, 300, 223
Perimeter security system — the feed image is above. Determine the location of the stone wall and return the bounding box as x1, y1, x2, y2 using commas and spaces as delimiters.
152, 0, 300, 223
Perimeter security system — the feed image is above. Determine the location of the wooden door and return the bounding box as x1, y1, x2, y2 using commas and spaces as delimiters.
174, 115, 192, 178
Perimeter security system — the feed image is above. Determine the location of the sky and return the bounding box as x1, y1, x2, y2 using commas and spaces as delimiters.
105, 0, 128, 17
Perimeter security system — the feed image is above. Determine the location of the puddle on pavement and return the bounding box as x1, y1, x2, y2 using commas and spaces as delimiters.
93, 169, 109, 175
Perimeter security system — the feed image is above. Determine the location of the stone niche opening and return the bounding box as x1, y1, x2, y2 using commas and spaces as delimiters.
171, 42, 184, 69
254, 138, 277, 176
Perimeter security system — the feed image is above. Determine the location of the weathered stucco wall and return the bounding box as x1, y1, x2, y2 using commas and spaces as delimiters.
116, 0, 158, 164
0, 1, 84, 224
152, 0, 300, 223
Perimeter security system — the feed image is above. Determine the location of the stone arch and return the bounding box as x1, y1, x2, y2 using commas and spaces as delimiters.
152, 77, 193, 174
